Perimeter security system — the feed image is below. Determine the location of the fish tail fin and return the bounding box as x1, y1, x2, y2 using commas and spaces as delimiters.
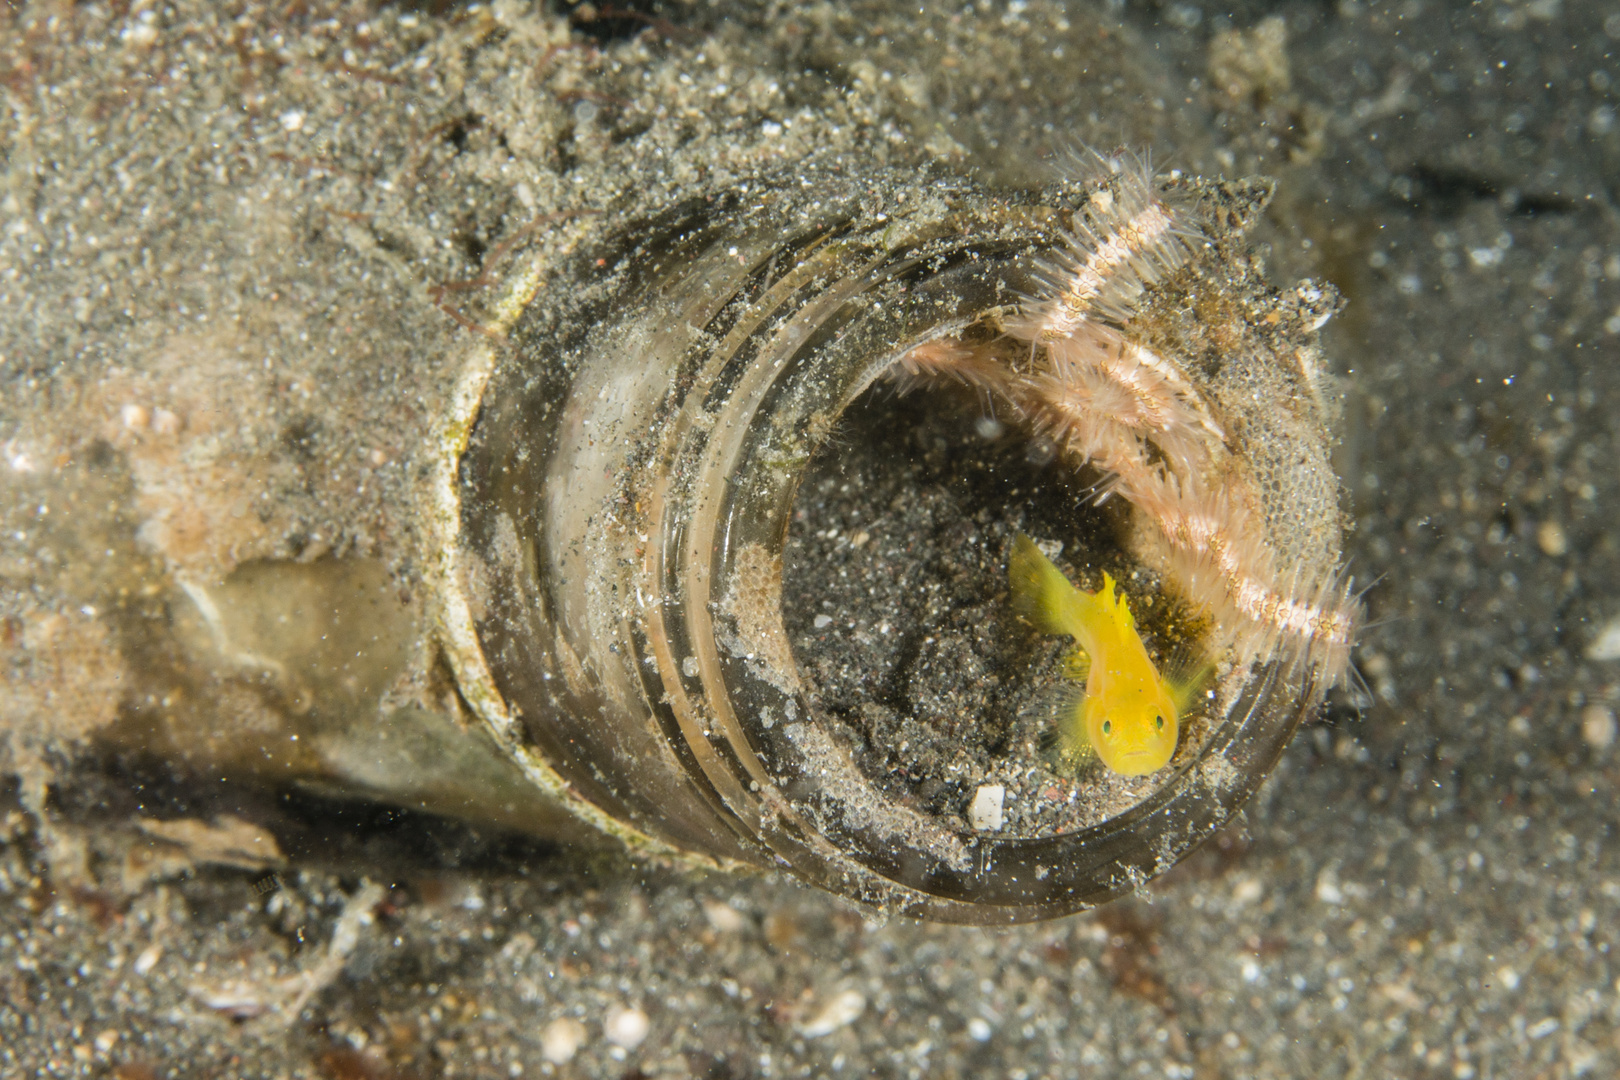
1009, 533, 1080, 637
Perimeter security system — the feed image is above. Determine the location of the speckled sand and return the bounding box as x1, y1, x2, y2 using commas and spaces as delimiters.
3, 2, 1620, 1077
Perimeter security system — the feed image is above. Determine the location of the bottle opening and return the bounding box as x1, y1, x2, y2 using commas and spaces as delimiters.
453, 166, 1343, 921
779, 378, 1216, 841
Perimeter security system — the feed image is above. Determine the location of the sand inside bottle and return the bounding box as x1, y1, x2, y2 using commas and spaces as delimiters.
778, 378, 1221, 841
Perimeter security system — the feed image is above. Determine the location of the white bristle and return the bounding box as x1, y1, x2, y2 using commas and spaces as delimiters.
1010, 147, 1202, 343
881, 145, 1359, 690
883, 338, 1015, 401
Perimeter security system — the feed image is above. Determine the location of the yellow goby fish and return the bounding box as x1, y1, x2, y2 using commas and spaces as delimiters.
1009, 533, 1191, 776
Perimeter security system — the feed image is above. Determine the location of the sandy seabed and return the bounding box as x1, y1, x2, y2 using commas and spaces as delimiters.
3, 1, 1619, 1077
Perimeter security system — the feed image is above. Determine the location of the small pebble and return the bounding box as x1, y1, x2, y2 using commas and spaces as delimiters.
1587, 617, 1620, 661
967, 1017, 993, 1042
1314, 867, 1344, 905
702, 898, 745, 933
1535, 520, 1567, 557
603, 1005, 650, 1049
123, 20, 158, 48
799, 989, 865, 1037
540, 1017, 586, 1064
1581, 705, 1616, 749
763, 911, 801, 950
969, 784, 1005, 831
132, 944, 163, 977
813, 614, 833, 630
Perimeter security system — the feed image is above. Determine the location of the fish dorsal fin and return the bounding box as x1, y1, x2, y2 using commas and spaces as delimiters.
1098, 571, 1137, 633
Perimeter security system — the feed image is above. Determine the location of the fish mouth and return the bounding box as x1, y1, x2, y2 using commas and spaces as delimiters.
1111, 750, 1164, 776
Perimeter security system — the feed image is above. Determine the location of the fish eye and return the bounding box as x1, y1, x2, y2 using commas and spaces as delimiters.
1155, 715, 1165, 730
1101, 719, 1112, 735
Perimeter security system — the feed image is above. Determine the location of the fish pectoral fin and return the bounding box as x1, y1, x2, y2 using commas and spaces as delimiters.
1029, 684, 1095, 775
1164, 650, 1215, 715
1042, 728, 1099, 776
